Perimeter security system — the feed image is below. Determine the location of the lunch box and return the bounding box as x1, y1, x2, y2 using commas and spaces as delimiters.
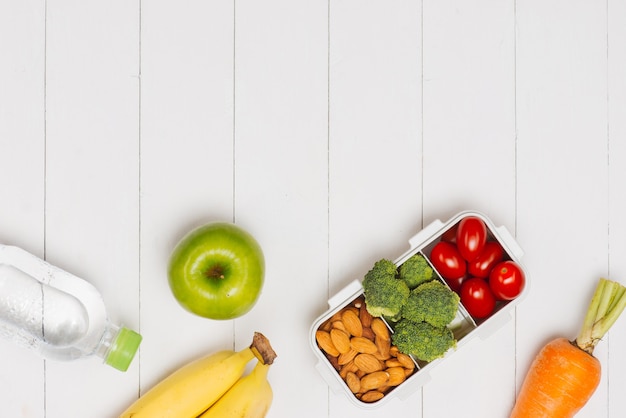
309, 210, 529, 408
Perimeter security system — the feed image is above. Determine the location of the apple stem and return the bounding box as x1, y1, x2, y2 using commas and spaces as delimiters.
205, 265, 225, 280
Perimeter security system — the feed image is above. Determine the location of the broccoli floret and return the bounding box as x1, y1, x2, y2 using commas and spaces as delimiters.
365, 258, 398, 280
362, 259, 409, 319
391, 319, 456, 362
401, 281, 459, 327
398, 253, 434, 289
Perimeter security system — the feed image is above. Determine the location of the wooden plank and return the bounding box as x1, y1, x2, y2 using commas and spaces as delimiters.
421, 1, 517, 416
516, 1, 608, 417
232, 1, 329, 416
0, 0, 46, 416
328, 0, 422, 415
43, 0, 140, 416
608, 0, 626, 416
138, 0, 236, 406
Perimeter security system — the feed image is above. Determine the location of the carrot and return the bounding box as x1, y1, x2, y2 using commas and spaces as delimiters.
510, 278, 626, 418
509, 338, 600, 417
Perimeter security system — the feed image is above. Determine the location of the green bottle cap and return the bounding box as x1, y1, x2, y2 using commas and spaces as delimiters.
105, 327, 142, 372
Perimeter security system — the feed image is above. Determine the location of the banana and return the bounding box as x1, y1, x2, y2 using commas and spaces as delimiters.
198, 361, 273, 418
119, 332, 274, 418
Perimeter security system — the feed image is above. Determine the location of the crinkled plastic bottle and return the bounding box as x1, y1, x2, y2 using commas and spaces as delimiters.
0, 244, 141, 371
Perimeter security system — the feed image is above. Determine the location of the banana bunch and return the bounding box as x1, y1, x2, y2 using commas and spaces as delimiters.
120, 332, 277, 418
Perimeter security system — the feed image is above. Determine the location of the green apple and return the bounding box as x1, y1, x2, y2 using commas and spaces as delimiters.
167, 222, 265, 320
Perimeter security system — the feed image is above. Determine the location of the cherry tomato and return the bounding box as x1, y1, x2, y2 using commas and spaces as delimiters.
429, 241, 466, 280
467, 241, 505, 278
489, 260, 525, 300
456, 216, 487, 262
460, 277, 496, 318
440, 225, 458, 243
443, 275, 465, 293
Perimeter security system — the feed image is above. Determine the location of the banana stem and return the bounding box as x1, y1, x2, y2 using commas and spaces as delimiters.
250, 332, 278, 365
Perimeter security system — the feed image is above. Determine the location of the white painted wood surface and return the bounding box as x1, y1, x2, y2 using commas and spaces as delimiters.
1, 1, 625, 417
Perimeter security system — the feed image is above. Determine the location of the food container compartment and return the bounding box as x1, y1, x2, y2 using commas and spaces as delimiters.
309, 210, 528, 409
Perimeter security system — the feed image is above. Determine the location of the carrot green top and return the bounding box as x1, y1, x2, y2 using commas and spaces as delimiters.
575, 278, 626, 355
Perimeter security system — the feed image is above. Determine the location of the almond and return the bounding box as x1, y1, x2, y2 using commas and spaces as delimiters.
316, 330, 340, 357
351, 336, 378, 354
389, 345, 400, 357
319, 320, 332, 332
375, 335, 391, 359
345, 372, 361, 394
341, 309, 363, 337
330, 328, 351, 354
326, 353, 340, 371
360, 371, 389, 391
396, 352, 415, 370
339, 360, 358, 379
371, 318, 390, 341
385, 358, 403, 368
360, 390, 385, 403
359, 303, 373, 328
328, 310, 344, 324
354, 353, 383, 374
378, 385, 391, 394
346, 306, 360, 315
361, 326, 376, 341
338, 348, 358, 365
387, 366, 406, 386
332, 320, 347, 333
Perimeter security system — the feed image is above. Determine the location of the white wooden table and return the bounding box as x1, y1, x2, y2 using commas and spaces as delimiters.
1, 1, 625, 417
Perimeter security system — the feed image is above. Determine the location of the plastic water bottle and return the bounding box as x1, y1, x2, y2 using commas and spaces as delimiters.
0, 244, 142, 372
